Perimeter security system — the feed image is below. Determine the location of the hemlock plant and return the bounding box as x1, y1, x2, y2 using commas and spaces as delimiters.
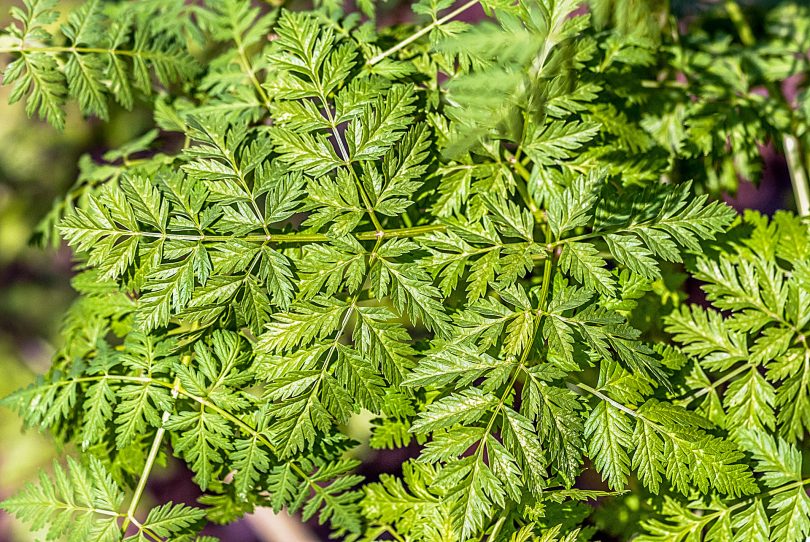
1, 0, 809, 540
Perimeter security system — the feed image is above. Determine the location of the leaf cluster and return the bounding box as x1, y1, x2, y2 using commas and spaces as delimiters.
2, 1, 810, 541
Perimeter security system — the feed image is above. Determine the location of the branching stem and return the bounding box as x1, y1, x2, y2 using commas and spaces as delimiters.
0, 44, 180, 60
22, 371, 327, 532
367, 0, 480, 66
683, 363, 750, 401
104, 223, 446, 243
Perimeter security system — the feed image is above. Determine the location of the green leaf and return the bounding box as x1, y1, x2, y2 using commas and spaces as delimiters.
115, 382, 171, 449
769, 487, 810, 542
166, 409, 233, 491
737, 429, 802, 488
547, 170, 602, 239
334, 344, 385, 413
136, 256, 197, 331
525, 120, 600, 166
404, 344, 510, 389
501, 407, 546, 494
231, 409, 272, 499
410, 388, 496, 435
142, 502, 206, 538
347, 84, 416, 161
374, 249, 452, 337
1, 457, 124, 542
442, 457, 503, 540
354, 305, 416, 385
3, 0, 197, 129
271, 128, 344, 177
585, 401, 631, 491
82, 377, 116, 449
636, 400, 758, 497
559, 241, 615, 295
257, 297, 348, 353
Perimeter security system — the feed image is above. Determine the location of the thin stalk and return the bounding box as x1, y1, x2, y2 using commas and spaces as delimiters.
785, 134, 810, 216
548, 208, 778, 252
724, 1, 755, 46
476, 367, 522, 464
121, 423, 167, 534
473, 224, 554, 522
71, 508, 121, 518
367, 0, 480, 66
683, 363, 750, 401
312, 234, 386, 397
128, 517, 164, 542
233, 34, 272, 112
105, 223, 446, 244
0, 44, 180, 60
121, 353, 189, 538
504, 149, 543, 224
314, 82, 385, 234
537, 225, 554, 306
486, 515, 507, 542
571, 382, 639, 419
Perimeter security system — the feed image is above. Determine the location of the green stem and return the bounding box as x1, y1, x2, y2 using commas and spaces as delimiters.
233, 33, 272, 112
357, 182, 386, 234
785, 135, 810, 216
367, 0, 480, 66
121, 353, 189, 538
314, 85, 385, 234
504, 149, 544, 224
486, 515, 507, 542
128, 517, 165, 542
313, 234, 385, 390
474, 224, 553, 519
537, 224, 554, 306
683, 363, 750, 401
571, 382, 639, 419
105, 223, 446, 244
0, 44, 180, 60
724, 1, 755, 47
121, 423, 167, 534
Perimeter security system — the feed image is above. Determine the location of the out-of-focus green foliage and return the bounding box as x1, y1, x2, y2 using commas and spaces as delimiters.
0, 4, 159, 539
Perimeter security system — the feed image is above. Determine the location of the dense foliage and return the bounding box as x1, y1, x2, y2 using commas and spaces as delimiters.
1, 0, 810, 540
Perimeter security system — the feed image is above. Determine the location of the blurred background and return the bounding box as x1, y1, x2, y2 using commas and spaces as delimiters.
0, 0, 799, 540
0, 53, 159, 542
